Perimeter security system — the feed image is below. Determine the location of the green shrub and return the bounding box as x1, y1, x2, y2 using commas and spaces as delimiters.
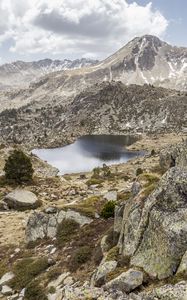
4, 149, 34, 184
56, 219, 80, 248
25, 280, 47, 300
69, 246, 92, 272
136, 168, 143, 176
100, 201, 116, 219
151, 149, 156, 156
10, 257, 49, 290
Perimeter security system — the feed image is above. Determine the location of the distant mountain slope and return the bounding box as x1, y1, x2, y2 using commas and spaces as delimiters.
0, 82, 186, 148
0, 58, 99, 90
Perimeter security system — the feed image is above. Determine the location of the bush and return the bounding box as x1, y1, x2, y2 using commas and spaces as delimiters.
69, 246, 92, 272
151, 149, 156, 156
136, 168, 143, 176
56, 219, 80, 248
4, 149, 34, 184
25, 280, 47, 300
100, 201, 116, 219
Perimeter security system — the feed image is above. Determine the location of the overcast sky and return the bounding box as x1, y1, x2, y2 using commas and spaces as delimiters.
0, 0, 186, 64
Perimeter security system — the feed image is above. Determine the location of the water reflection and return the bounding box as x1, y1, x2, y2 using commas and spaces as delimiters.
33, 135, 142, 175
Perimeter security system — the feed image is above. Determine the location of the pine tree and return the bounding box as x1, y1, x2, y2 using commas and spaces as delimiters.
4, 149, 34, 184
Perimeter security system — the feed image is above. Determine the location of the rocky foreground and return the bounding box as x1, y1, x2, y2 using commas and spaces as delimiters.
0, 135, 187, 300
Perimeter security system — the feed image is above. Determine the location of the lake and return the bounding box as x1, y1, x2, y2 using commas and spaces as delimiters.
33, 135, 142, 175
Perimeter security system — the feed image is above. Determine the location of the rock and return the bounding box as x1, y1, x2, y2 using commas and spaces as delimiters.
141, 281, 187, 300
4, 190, 40, 211
0, 272, 14, 287
45, 207, 58, 214
92, 261, 117, 286
48, 289, 63, 300
1, 285, 13, 295
104, 269, 143, 293
100, 235, 111, 254
104, 191, 117, 202
159, 140, 187, 170
0, 201, 9, 211
117, 166, 187, 280
63, 276, 74, 286
177, 250, 187, 276
48, 272, 70, 288
114, 204, 125, 235
26, 209, 93, 242
131, 181, 141, 196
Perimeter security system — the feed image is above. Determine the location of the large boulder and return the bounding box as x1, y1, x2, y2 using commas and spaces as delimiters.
118, 167, 187, 280
104, 269, 143, 293
4, 190, 40, 211
159, 140, 187, 170
26, 209, 93, 243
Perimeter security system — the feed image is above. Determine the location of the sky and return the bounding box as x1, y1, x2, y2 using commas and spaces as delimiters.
0, 0, 186, 64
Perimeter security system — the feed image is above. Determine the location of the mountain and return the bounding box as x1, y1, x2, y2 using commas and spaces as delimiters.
24, 34, 187, 93
0, 58, 99, 90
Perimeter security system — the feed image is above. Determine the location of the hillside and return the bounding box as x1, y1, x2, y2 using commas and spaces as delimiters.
0, 82, 186, 148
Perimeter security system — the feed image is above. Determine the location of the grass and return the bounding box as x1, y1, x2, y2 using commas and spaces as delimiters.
56, 219, 80, 248
25, 280, 47, 300
117, 191, 132, 202
142, 183, 157, 198
86, 178, 104, 186
64, 196, 106, 218
0, 259, 9, 278
10, 257, 49, 290
47, 266, 62, 282
139, 173, 160, 186
105, 246, 119, 262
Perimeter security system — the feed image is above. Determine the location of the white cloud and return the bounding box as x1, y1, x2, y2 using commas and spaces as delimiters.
0, 0, 169, 60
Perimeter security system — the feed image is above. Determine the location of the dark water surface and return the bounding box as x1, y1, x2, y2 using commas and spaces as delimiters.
33, 135, 142, 175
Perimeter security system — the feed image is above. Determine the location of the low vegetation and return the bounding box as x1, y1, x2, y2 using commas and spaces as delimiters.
10, 257, 49, 290
56, 219, 80, 248
69, 246, 92, 272
25, 280, 47, 300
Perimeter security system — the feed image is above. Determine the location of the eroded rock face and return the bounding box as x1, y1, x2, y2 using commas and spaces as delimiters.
118, 166, 187, 279
25, 209, 93, 243
4, 190, 40, 211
